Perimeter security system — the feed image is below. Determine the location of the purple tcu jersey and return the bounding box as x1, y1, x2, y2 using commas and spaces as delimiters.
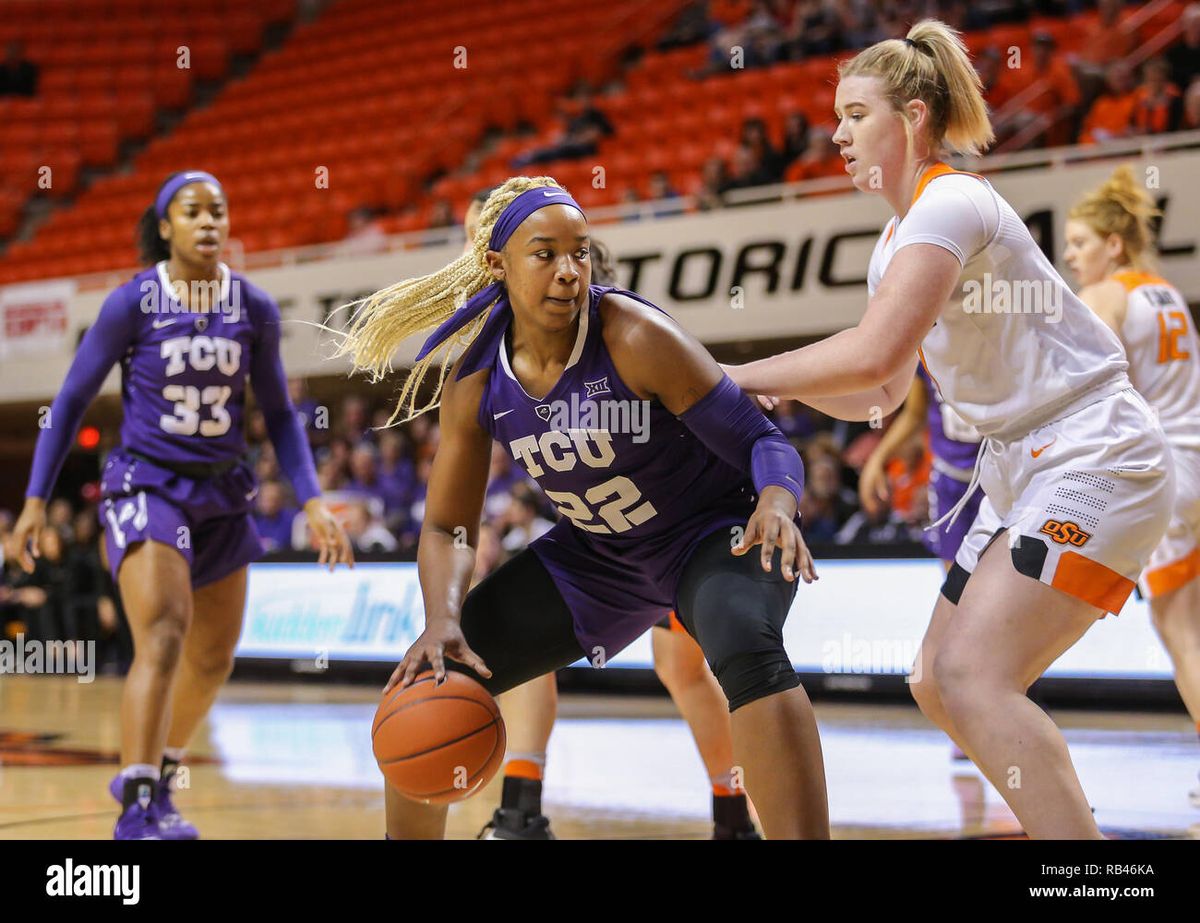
476, 285, 757, 656
918, 362, 980, 472
115, 262, 261, 464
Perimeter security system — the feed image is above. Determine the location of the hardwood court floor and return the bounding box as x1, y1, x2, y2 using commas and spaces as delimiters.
0, 676, 1196, 839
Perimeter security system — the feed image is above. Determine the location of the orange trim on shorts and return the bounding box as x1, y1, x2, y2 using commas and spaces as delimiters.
667, 610, 687, 634
1111, 269, 1169, 293
504, 759, 543, 781
1050, 550, 1136, 614
1143, 547, 1200, 598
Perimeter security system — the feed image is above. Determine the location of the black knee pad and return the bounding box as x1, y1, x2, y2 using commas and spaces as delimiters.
711, 647, 801, 712
676, 530, 801, 712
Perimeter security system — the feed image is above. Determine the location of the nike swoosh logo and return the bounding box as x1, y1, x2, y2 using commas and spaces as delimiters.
542, 191, 568, 198
1031, 437, 1057, 458
152, 319, 174, 329
493, 409, 515, 420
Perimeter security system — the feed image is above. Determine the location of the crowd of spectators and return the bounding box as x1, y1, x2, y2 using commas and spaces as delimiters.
408, 1, 1199, 232
0, 502, 131, 673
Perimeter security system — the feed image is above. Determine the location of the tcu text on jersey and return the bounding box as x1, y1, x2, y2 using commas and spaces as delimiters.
508, 428, 658, 535
158, 334, 242, 437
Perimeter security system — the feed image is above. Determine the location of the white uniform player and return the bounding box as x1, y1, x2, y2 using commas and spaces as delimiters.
868, 164, 1173, 617
1110, 271, 1200, 599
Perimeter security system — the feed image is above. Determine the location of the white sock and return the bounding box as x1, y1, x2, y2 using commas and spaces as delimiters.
120, 763, 160, 781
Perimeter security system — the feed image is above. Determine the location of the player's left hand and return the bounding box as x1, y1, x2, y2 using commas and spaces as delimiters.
304, 498, 355, 572
733, 486, 817, 584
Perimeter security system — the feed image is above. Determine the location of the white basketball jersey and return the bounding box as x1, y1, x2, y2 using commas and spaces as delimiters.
1114, 270, 1200, 449
867, 164, 1131, 441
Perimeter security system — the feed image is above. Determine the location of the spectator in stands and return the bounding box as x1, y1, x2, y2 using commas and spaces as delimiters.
65, 509, 112, 644
510, 86, 614, 167
833, 501, 922, 545
46, 497, 73, 538
0, 41, 38, 98
975, 45, 1004, 107
427, 199, 455, 230
780, 111, 811, 167
646, 171, 685, 217
463, 186, 497, 256
740, 117, 786, 181
721, 143, 778, 193
17, 526, 69, 644
840, 0, 888, 51
403, 456, 434, 545
340, 206, 388, 255
770, 399, 818, 441
288, 377, 321, 435
254, 440, 281, 484
484, 442, 520, 522
657, 0, 719, 51
500, 483, 555, 555
1167, 4, 1200, 92
253, 480, 298, 552
408, 413, 436, 460
995, 32, 1081, 148
696, 155, 731, 210
316, 453, 346, 492
783, 0, 842, 58
797, 449, 857, 542
619, 187, 643, 221
783, 128, 844, 182
471, 522, 503, 582
377, 430, 416, 523
1130, 57, 1182, 136
345, 442, 385, 499
1182, 77, 1200, 131
1079, 61, 1138, 144
0, 509, 12, 569
703, 0, 756, 72
338, 395, 370, 444
1077, 0, 1137, 84
343, 499, 399, 554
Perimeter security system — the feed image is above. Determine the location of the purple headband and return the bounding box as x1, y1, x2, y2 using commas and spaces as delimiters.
155, 171, 223, 219
415, 185, 586, 379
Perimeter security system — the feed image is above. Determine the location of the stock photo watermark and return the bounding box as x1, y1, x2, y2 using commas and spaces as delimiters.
0, 635, 96, 684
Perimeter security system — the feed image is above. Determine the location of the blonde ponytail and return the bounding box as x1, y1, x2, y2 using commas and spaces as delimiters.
838, 19, 994, 157
1068, 164, 1162, 270
331, 175, 566, 424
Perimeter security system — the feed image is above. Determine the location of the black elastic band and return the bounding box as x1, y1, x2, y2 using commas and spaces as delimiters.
126, 449, 240, 481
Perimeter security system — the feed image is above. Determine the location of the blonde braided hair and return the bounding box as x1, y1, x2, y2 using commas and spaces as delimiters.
331, 175, 567, 424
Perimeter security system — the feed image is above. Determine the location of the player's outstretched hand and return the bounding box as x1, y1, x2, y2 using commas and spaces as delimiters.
718, 362, 779, 411
7, 498, 47, 574
304, 498, 355, 572
383, 618, 492, 694
733, 486, 818, 584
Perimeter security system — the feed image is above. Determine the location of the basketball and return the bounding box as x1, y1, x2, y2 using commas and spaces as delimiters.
371, 671, 507, 804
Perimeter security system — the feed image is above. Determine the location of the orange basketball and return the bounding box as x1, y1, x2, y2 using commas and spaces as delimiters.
371, 670, 506, 804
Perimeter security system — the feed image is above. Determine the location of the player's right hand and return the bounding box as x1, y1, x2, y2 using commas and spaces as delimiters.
858, 456, 890, 516
7, 499, 46, 574
383, 617, 492, 694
